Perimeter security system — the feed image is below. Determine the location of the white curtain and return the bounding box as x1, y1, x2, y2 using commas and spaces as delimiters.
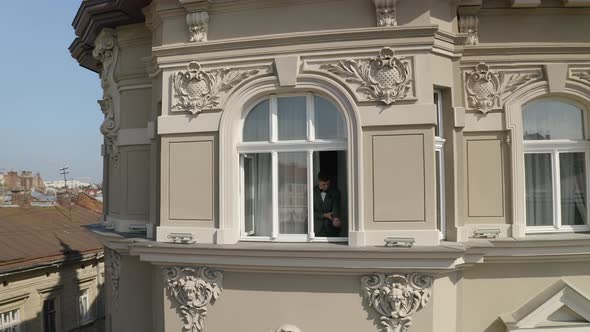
560, 153, 587, 225
278, 152, 308, 234
523, 101, 583, 140
525, 153, 554, 226
244, 153, 272, 236
243, 100, 270, 142
278, 97, 306, 140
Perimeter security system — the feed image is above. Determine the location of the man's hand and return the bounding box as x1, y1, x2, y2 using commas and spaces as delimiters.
322, 212, 333, 220
332, 217, 342, 228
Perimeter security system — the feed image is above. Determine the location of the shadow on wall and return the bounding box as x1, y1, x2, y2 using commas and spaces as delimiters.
17, 241, 105, 332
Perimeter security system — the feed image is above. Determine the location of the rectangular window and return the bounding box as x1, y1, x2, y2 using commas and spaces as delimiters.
43, 299, 57, 332
0, 309, 20, 332
78, 289, 90, 324
239, 94, 348, 242
525, 151, 589, 229
434, 89, 446, 238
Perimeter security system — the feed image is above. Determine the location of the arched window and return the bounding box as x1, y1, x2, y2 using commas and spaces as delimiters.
238, 94, 347, 242
523, 99, 590, 232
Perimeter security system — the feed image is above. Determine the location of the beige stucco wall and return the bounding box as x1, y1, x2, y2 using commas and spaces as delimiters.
157, 270, 434, 332
460, 261, 590, 332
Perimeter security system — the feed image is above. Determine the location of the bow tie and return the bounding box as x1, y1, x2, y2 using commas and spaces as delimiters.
319, 189, 327, 193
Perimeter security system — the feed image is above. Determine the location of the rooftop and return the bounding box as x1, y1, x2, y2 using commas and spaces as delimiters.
0, 199, 103, 275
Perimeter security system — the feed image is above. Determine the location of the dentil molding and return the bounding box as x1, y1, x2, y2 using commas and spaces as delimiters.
171, 61, 261, 115
163, 266, 223, 332
105, 248, 121, 306
464, 62, 542, 114
187, 11, 209, 42
93, 28, 121, 166
320, 47, 413, 105
361, 273, 433, 332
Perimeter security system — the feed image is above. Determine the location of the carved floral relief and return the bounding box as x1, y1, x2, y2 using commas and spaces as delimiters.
163, 266, 222, 332
105, 248, 121, 305
320, 47, 413, 105
187, 12, 209, 42
571, 69, 590, 84
464, 62, 542, 114
93, 28, 120, 166
361, 273, 433, 332
172, 61, 260, 115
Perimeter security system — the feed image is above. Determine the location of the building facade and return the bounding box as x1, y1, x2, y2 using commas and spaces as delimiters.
70, 0, 590, 331
0, 204, 105, 332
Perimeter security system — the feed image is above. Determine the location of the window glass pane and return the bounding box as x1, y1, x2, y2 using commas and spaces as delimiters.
43, 299, 56, 332
523, 100, 584, 140
278, 96, 306, 140
525, 153, 554, 226
434, 91, 442, 138
243, 99, 270, 142
278, 152, 308, 234
560, 152, 587, 225
314, 96, 346, 140
243, 153, 272, 237
313, 151, 347, 237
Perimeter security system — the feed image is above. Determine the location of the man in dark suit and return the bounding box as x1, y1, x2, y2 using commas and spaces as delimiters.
314, 172, 342, 237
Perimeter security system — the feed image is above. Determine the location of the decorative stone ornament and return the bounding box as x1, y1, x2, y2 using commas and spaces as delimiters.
361, 273, 433, 332
172, 61, 260, 115
464, 62, 542, 114
163, 266, 222, 332
572, 70, 590, 84
464, 63, 502, 113
321, 47, 412, 105
105, 248, 121, 306
458, 5, 481, 46
274, 325, 302, 332
187, 11, 209, 42
458, 14, 479, 45
93, 28, 120, 166
372, 0, 398, 26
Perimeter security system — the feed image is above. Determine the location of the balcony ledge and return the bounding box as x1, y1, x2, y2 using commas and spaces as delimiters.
86, 224, 590, 273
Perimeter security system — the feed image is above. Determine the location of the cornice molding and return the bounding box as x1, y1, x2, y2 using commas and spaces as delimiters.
86, 226, 590, 272
70, 0, 152, 72
153, 26, 447, 67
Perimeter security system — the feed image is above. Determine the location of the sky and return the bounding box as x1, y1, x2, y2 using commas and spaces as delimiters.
0, 1, 103, 183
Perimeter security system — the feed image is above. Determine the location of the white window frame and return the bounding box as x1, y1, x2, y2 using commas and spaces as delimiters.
523, 99, 590, 233
78, 289, 91, 325
434, 89, 446, 239
0, 309, 21, 332
238, 93, 348, 242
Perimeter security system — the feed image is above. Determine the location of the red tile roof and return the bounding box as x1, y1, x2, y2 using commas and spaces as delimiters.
0, 204, 103, 274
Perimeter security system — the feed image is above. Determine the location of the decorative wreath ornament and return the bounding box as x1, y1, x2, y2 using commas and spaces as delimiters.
172, 61, 259, 115
464, 62, 503, 114
321, 47, 412, 105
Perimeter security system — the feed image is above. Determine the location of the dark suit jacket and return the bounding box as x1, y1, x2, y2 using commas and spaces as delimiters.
313, 186, 341, 237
